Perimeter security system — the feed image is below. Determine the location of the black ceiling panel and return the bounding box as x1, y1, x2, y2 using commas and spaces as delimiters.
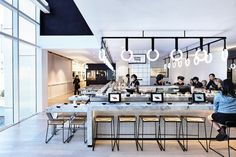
40, 0, 93, 35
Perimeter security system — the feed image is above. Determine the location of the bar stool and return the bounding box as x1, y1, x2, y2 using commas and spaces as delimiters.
45, 113, 67, 143
138, 115, 163, 151
209, 120, 236, 157
116, 115, 140, 151
57, 112, 74, 121
67, 113, 87, 143
161, 115, 185, 151
182, 116, 208, 152
93, 115, 115, 151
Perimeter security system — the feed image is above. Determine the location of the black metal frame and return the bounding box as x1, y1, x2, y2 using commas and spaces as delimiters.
183, 117, 208, 152
160, 116, 186, 151
116, 115, 141, 151
209, 121, 236, 157
138, 116, 163, 151
92, 116, 116, 151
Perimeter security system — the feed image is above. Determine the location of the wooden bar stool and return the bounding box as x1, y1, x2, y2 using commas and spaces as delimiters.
182, 116, 208, 152
45, 113, 67, 143
116, 115, 140, 151
161, 115, 185, 151
93, 115, 115, 151
138, 115, 163, 151
209, 120, 236, 157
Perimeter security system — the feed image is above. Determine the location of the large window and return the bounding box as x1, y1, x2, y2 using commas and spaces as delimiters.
0, 4, 13, 35
0, 0, 40, 129
0, 35, 13, 127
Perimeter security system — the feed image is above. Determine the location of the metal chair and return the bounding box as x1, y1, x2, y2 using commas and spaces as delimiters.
182, 116, 208, 152
138, 115, 163, 151
116, 115, 140, 151
93, 115, 115, 151
45, 113, 67, 143
209, 120, 236, 157
161, 115, 185, 151
67, 113, 87, 143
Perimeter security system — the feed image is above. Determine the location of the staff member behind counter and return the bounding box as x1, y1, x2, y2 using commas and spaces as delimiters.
206, 73, 218, 90
174, 76, 185, 86
155, 74, 165, 85
192, 76, 203, 88
129, 74, 140, 93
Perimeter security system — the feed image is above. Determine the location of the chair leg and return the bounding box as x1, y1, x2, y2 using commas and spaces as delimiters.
163, 121, 166, 151
45, 122, 54, 144
135, 121, 139, 151
92, 122, 98, 151
111, 120, 114, 151
116, 120, 120, 151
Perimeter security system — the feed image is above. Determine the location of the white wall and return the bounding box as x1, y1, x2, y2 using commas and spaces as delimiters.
48, 53, 73, 99
169, 51, 227, 84
115, 61, 129, 81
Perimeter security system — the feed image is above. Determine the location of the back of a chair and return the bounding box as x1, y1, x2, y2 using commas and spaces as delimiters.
225, 121, 236, 127
46, 113, 54, 121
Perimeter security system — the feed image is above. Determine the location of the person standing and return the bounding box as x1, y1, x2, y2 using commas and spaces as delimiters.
208, 79, 236, 141
73, 75, 80, 95
155, 74, 165, 85
174, 76, 185, 86
130, 74, 140, 93
192, 77, 203, 88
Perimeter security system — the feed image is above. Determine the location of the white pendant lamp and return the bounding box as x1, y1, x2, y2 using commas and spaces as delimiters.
167, 62, 171, 69
98, 48, 106, 61
121, 38, 133, 61
170, 38, 183, 62
147, 38, 160, 61
172, 61, 176, 68
194, 38, 207, 62
185, 51, 190, 67
205, 44, 213, 64
178, 59, 182, 67
193, 57, 200, 65
221, 38, 228, 61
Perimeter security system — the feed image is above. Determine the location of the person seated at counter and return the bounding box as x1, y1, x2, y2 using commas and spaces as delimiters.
201, 80, 207, 88
174, 76, 185, 86
206, 73, 218, 90
214, 78, 223, 90
155, 74, 165, 85
130, 74, 140, 93
188, 78, 194, 86
208, 79, 236, 141
192, 77, 203, 88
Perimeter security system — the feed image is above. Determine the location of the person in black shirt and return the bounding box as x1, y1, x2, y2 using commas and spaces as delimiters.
73, 75, 80, 95
174, 76, 185, 86
192, 76, 203, 88
155, 74, 165, 85
206, 73, 217, 90
130, 74, 140, 93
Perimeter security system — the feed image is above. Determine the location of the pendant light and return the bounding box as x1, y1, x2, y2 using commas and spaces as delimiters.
185, 50, 190, 67
167, 57, 171, 69
205, 44, 213, 64
230, 59, 236, 69
172, 61, 176, 68
193, 56, 200, 65
170, 38, 183, 61
163, 59, 167, 69
98, 48, 105, 61
195, 38, 207, 62
147, 37, 160, 61
221, 38, 228, 61
121, 38, 133, 61
178, 59, 182, 67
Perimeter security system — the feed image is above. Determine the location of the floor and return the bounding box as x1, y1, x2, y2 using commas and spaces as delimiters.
0, 94, 235, 157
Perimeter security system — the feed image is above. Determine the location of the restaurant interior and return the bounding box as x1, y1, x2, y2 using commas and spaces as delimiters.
1, 0, 236, 157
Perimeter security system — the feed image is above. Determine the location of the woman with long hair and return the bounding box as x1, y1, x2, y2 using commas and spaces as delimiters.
208, 79, 236, 141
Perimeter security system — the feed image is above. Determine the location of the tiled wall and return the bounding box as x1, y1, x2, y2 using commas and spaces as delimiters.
129, 60, 150, 85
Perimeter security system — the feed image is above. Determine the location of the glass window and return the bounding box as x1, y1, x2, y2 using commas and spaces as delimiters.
19, 16, 36, 43
0, 4, 13, 35
0, 35, 13, 128
19, 0, 36, 20
19, 42, 36, 120
4, 0, 12, 5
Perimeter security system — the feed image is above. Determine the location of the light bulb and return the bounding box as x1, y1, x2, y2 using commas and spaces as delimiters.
185, 58, 190, 67
230, 63, 236, 69
178, 60, 182, 67
98, 49, 105, 61
221, 49, 228, 61
121, 49, 133, 61
167, 63, 171, 69
147, 49, 160, 61
172, 61, 176, 68
205, 53, 213, 64
170, 49, 183, 61
193, 57, 199, 65
195, 49, 208, 61
164, 63, 167, 70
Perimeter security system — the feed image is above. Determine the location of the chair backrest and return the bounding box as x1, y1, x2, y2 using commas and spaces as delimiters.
46, 113, 54, 121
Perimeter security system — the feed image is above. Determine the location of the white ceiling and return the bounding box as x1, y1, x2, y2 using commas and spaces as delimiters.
53, 0, 236, 62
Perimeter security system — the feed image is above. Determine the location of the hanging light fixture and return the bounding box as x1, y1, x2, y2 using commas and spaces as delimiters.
167, 58, 171, 69
193, 56, 200, 65
98, 48, 105, 61
205, 44, 213, 64
147, 37, 160, 61
178, 59, 182, 67
170, 37, 183, 61
184, 50, 190, 67
195, 37, 207, 62
172, 61, 176, 68
163, 59, 167, 69
230, 59, 236, 69
121, 38, 133, 61
221, 38, 228, 61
